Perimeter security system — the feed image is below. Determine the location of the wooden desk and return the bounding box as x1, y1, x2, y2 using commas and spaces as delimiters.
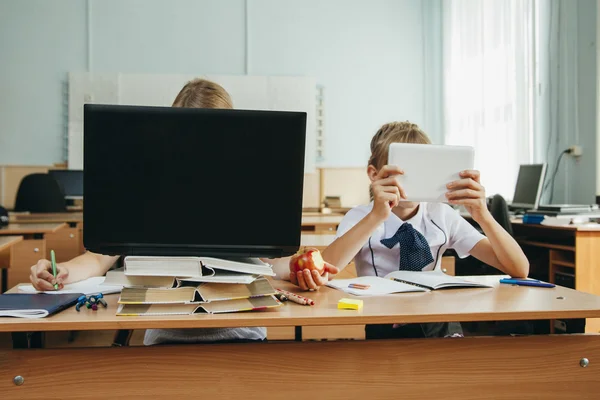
510, 220, 600, 333
9, 212, 83, 224
0, 236, 23, 293
1, 277, 600, 399
301, 214, 344, 233
9, 213, 85, 257
0, 223, 66, 292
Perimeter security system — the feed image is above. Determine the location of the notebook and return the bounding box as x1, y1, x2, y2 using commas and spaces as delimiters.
103, 269, 259, 288
118, 277, 276, 304
19, 277, 122, 295
124, 256, 275, 277
388, 143, 474, 203
116, 295, 282, 315
385, 271, 491, 290
0, 293, 83, 318
326, 276, 428, 296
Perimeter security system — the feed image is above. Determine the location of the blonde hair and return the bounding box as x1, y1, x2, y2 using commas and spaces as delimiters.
172, 78, 233, 109
368, 121, 431, 169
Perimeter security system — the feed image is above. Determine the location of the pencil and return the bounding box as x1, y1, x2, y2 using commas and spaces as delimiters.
276, 289, 315, 306
50, 249, 58, 290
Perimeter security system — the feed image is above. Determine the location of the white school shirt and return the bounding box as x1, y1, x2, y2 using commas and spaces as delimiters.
335, 202, 485, 277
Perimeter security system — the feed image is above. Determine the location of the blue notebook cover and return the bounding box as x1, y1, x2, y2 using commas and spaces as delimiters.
0, 293, 83, 318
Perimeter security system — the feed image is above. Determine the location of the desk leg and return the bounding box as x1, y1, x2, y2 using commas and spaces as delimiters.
11, 332, 45, 349
1, 335, 599, 399
11, 333, 28, 349
29, 332, 44, 349
1, 268, 7, 293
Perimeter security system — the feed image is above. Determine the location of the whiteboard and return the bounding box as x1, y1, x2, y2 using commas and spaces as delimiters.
68, 73, 317, 172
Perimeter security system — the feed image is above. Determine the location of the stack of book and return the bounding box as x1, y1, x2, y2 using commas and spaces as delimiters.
102, 256, 283, 316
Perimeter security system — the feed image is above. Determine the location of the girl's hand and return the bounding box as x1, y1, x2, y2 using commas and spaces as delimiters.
289, 262, 339, 291
30, 259, 69, 291
445, 170, 491, 223
369, 165, 407, 222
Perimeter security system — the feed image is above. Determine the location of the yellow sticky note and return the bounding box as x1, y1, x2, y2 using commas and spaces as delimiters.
338, 298, 363, 310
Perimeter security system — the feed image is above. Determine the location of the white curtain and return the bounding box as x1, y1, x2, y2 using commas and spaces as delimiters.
442, 0, 535, 199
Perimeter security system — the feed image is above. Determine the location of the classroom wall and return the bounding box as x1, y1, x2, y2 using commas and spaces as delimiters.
0, 0, 433, 169
0, 0, 87, 166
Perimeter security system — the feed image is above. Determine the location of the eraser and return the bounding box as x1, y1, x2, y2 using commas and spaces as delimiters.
338, 298, 363, 310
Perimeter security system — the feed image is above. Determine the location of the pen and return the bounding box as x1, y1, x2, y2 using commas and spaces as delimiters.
50, 249, 58, 290
499, 278, 555, 288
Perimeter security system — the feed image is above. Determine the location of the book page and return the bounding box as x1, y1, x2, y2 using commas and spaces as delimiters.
326, 276, 427, 296
18, 277, 122, 295
385, 271, 489, 290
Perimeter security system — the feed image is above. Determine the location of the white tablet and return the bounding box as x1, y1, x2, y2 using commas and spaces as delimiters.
388, 143, 474, 203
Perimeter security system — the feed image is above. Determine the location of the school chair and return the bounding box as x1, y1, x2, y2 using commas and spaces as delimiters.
14, 174, 67, 213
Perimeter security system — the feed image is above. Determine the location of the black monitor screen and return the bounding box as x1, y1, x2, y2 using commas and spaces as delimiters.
83, 104, 306, 258
48, 170, 84, 198
512, 164, 546, 208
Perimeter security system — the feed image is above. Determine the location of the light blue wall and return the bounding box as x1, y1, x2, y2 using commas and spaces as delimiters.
0, 0, 87, 165
0, 0, 430, 168
249, 0, 430, 167
90, 0, 246, 74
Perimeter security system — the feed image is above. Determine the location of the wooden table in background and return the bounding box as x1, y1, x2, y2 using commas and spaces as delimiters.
0, 223, 67, 292
2, 276, 600, 399
301, 214, 344, 233
9, 212, 85, 255
510, 220, 600, 333
0, 236, 23, 293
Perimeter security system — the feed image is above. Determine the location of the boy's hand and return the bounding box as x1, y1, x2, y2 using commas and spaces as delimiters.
370, 165, 407, 221
30, 259, 69, 291
289, 262, 339, 291
445, 170, 491, 223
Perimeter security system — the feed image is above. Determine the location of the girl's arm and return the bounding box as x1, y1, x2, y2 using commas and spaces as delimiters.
30, 251, 120, 291
323, 166, 405, 270
446, 170, 529, 278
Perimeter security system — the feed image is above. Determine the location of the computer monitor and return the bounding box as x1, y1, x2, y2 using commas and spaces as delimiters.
48, 169, 84, 200
83, 104, 307, 258
510, 164, 547, 210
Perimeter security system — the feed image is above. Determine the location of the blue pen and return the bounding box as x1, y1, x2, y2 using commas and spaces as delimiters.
500, 278, 555, 288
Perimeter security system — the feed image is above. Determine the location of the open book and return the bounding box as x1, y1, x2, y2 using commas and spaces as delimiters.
326, 276, 428, 296
118, 277, 276, 304
103, 269, 259, 288
123, 256, 275, 277
385, 271, 491, 290
327, 272, 490, 296
20, 276, 123, 295
117, 295, 282, 315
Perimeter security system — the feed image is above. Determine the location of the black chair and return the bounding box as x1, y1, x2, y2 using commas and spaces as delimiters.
489, 194, 513, 236
14, 173, 67, 213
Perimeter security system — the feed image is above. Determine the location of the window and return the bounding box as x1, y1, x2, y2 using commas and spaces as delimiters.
442, 0, 535, 199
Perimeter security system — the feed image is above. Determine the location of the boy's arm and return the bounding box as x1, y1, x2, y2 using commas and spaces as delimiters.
30, 251, 119, 291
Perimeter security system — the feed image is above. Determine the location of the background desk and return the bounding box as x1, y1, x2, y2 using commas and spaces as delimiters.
0, 236, 23, 293
0, 223, 67, 292
2, 277, 600, 399
511, 220, 600, 333
301, 214, 344, 233
9, 212, 84, 256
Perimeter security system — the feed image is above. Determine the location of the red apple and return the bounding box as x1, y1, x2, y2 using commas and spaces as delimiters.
290, 247, 325, 274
